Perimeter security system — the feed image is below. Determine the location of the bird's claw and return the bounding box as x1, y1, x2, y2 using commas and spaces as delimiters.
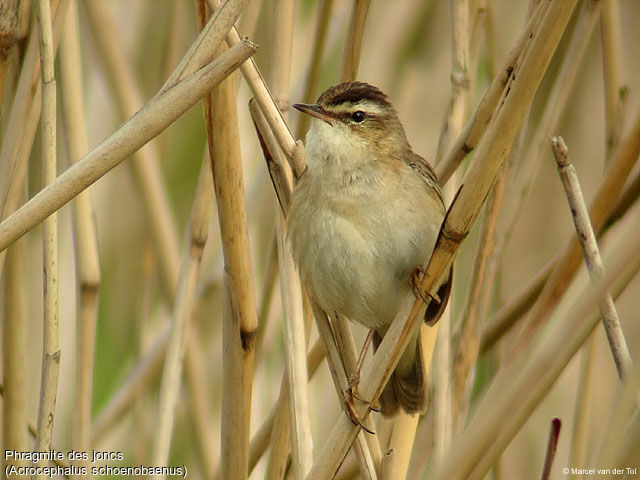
412, 266, 441, 305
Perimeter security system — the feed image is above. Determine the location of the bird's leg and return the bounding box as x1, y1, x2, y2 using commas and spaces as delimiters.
347, 329, 376, 406
343, 329, 378, 434
412, 265, 441, 305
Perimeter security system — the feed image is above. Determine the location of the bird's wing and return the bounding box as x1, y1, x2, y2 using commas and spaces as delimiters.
407, 152, 445, 204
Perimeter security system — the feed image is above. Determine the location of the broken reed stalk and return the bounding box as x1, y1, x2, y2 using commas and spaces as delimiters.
211, 53, 259, 480
430, 209, 640, 480
340, 0, 370, 82
305, 2, 580, 478
518, 106, 640, 348
3, 238, 28, 473
435, 0, 549, 184
35, 0, 61, 463
59, 2, 101, 475
0, 40, 256, 255
268, 1, 314, 477
0, 0, 67, 276
540, 418, 561, 480
151, 159, 215, 477
551, 136, 632, 380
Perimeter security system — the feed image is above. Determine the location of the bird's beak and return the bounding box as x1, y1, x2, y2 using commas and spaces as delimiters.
293, 103, 333, 125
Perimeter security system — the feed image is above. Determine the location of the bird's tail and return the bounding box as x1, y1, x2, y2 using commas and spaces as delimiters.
374, 330, 427, 417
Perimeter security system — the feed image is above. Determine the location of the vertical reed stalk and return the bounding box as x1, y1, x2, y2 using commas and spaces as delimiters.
3, 237, 28, 479
211, 49, 259, 480
59, 2, 101, 476
340, 0, 370, 82
35, 0, 60, 468
151, 159, 215, 477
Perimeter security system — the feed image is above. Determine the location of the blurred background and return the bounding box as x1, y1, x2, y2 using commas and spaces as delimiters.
2, 0, 640, 478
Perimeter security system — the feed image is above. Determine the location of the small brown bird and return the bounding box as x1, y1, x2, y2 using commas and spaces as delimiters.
288, 82, 452, 417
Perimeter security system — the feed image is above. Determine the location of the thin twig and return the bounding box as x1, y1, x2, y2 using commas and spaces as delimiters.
540, 418, 561, 480
551, 136, 632, 380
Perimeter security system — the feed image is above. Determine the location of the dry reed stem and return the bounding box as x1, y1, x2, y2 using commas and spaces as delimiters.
59, 2, 101, 475
0, 40, 255, 254
501, 0, 602, 249
210, 56, 259, 480
263, 4, 312, 473
82, 0, 181, 296
3, 238, 28, 477
433, 0, 471, 458
276, 177, 314, 480
162, 0, 248, 92
604, 168, 640, 229
295, 0, 334, 138
268, 4, 314, 471
379, 449, 396, 480
452, 163, 507, 422
540, 418, 561, 480
569, 336, 596, 478
552, 136, 632, 380
593, 342, 640, 472
247, 339, 326, 475
312, 306, 380, 480
430, 209, 640, 480
0, 0, 67, 275
151, 159, 215, 477
600, 0, 624, 155
479, 257, 553, 353
305, 2, 579, 478
388, 405, 418, 478
340, 0, 370, 82
207, 0, 302, 177
435, 0, 548, 183
184, 341, 217, 479
35, 0, 60, 464
518, 107, 640, 347
251, 100, 380, 479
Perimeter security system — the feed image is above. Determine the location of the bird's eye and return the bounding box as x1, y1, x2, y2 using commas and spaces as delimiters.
351, 111, 365, 123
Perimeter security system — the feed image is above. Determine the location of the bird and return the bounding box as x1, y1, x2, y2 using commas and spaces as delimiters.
287, 81, 452, 418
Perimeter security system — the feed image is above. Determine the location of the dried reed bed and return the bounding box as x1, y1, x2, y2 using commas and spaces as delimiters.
1, 1, 639, 480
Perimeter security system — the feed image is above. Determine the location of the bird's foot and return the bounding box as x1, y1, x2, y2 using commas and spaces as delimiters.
412, 265, 441, 305
345, 382, 376, 434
